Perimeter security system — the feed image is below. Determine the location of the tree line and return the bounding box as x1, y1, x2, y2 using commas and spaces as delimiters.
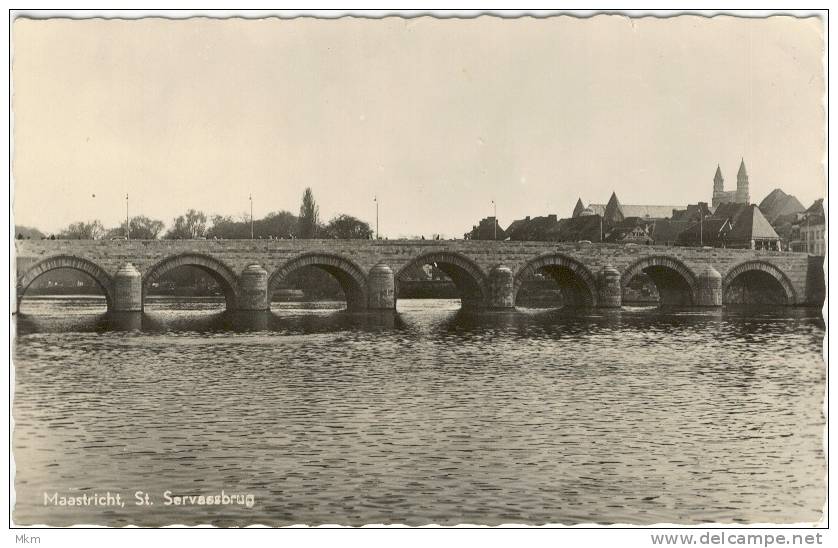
17, 187, 373, 241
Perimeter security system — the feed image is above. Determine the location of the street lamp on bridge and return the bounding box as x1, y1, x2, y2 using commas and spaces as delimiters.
374, 195, 379, 240
491, 200, 497, 240
249, 194, 254, 239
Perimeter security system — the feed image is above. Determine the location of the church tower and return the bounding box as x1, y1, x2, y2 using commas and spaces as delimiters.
713, 165, 724, 193
712, 165, 725, 208
736, 158, 750, 204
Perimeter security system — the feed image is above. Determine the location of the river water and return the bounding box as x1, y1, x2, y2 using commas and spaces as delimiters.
12, 296, 826, 526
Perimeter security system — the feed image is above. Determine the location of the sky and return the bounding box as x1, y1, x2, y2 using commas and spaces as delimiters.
12, 15, 826, 237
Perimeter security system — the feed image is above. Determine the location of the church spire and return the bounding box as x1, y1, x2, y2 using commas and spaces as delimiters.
572, 198, 585, 218
736, 158, 750, 204
737, 158, 748, 179
604, 191, 624, 224
713, 164, 724, 191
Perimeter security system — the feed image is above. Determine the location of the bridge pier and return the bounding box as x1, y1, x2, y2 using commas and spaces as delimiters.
488, 265, 515, 308
112, 263, 142, 312
367, 263, 395, 309
238, 264, 269, 311
696, 266, 723, 307
597, 265, 622, 308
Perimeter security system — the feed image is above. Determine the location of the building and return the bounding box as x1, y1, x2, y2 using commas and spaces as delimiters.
505, 214, 602, 242
712, 159, 750, 208
709, 202, 780, 250
651, 219, 692, 246
604, 217, 653, 244
789, 199, 825, 255
585, 192, 680, 224
674, 218, 733, 247
671, 202, 712, 223
465, 216, 506, 240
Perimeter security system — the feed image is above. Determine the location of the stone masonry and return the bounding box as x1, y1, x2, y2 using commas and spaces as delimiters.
15, 239, 820, 312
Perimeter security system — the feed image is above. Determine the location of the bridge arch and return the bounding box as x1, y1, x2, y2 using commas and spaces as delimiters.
142, 253, 239, 309
396, 251, 488, 309
16, 255, 114, 309
622, 255, 697, 306
723, 260, 796, 305
513, 253, 598, 307
268, 252, 368, 310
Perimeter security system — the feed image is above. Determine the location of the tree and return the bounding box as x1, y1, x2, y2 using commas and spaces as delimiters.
205, 211, 299, 239
298, 187, 320, 239
59, 220, 105, 240
15, 225, 45, 239
323, 214, 373, 239
111, 215, 165, 239
259, 211, 298, 239
164, 209, 207, 239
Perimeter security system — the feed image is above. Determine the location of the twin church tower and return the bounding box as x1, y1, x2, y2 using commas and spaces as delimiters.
711, 158, 750, 208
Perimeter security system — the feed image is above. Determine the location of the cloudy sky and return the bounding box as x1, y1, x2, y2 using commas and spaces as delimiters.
13, 15, 825, 237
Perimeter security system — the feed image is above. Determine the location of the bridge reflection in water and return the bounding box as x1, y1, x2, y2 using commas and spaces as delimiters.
16, 294, 821, 337
13, 296, 825, 525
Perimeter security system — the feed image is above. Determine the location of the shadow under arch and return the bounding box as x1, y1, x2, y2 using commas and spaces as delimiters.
17, 255, 114, 310
723, 260, 797, 305
268, 252, 368, 311
396, 251, 488, 310
621, 255, 697, 306
142, 253, 240, 310
513, 253, 598, 307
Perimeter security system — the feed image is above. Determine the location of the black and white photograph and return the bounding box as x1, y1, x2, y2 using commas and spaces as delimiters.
8, 8, 829, 539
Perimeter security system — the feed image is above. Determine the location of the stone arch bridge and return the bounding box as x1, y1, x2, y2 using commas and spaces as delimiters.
14, 239, 823, 312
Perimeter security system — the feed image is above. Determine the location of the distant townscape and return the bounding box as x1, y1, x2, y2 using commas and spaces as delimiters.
466, 159, 825, 257
15, 160, 825, 261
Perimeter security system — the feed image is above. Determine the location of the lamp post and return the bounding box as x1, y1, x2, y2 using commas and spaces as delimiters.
125, 193, 130, 240
599, 214, 603, 243
249, 194, 254, 239
700, 211, 703, 247
491, 200, 497, 240
374, 196, 379, 240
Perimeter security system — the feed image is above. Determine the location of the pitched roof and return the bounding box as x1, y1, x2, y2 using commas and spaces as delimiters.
505, 215, 561, 241
652, 219, 691, 244
505, 215, 601, 242
603, 192, 624, 223
710, 201, 749, 221
675, 219, 731, 246
805, 198, 824, 216
758, 188, 805, 223
553, 215, 602, 242
671, 203, 712, 222
725, 204, 779, 242
505, 217, 531, 239
590, 203, 680, 219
